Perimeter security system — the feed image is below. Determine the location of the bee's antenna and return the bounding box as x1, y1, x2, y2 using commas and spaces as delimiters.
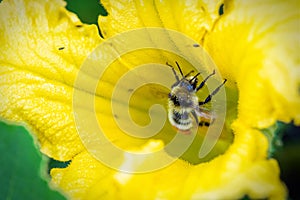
166, 62, 180, 82
175, 61, 184, 77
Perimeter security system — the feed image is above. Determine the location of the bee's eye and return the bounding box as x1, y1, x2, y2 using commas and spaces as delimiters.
187, 84, 193, 91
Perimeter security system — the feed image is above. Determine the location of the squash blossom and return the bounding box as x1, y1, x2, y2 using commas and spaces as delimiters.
0, 0, 299, 199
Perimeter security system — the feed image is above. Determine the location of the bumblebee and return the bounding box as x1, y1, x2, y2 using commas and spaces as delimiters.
167, 61, 226, 133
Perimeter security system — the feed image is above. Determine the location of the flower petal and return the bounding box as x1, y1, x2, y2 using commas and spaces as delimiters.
0, 0, 101, 160
51, 121, 286, 199
204, 0, 300, 127
99, 0, 225, 41
1, 0, 290, 199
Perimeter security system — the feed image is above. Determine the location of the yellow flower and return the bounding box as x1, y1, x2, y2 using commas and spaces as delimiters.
0, 0, 299, 199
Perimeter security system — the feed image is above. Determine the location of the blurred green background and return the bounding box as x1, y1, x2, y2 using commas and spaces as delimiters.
0, 0, 299, 199
65, 0, 107, 24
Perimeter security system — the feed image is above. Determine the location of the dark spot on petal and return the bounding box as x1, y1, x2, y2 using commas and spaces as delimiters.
58, 47, 65, 50
193, 44, 200, 47
219, 3, 224, 16
128, 88, 134, 92
114, 114, 118, 119
76, 24, 83, 28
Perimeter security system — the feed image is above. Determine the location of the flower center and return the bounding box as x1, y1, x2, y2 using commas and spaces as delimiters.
90, 47, 237, 166
129, 80, 237, 165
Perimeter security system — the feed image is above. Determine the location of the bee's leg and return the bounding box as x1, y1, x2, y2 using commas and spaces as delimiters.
199, 117, 216, 127
188, 72, 200, 82
166, 62, 180, 82
191, 110, 199, 125
175, 61, 184, 77
189, 72, 201, 90
184, 70, 195, 78
199, 79, 227, 105
198, 121, 210, 127
196, 70, 216, 91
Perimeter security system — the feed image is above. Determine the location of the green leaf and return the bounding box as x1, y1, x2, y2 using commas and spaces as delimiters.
65, 0, 107, 24
0, 120, 66, 200
261, 121, 285, 157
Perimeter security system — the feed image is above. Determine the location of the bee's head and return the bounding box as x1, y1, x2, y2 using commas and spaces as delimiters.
186, 76, 198, 91
172, 78, 198, 92
169, 86, 197, 108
